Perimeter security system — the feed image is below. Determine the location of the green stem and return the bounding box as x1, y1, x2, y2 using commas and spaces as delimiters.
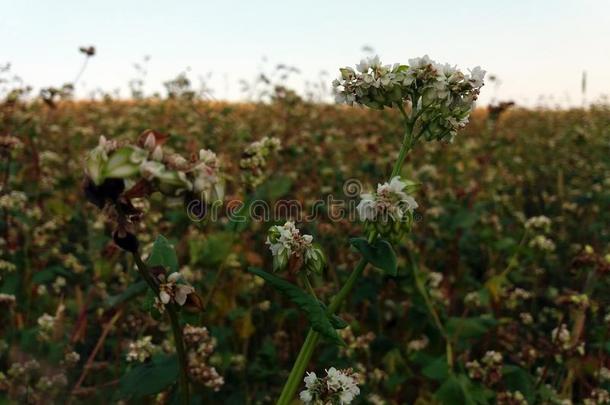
277, 109, 415, 404
132, 253, 190, 405
168, 305, 190, 405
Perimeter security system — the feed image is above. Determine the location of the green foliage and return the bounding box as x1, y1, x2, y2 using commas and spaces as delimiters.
147, 235, 179, 272
350, 237, 398, 276
116, 355, 179, 399
105, 280, 147, 308
435, 374, 493, 405
248, 268, 345, 346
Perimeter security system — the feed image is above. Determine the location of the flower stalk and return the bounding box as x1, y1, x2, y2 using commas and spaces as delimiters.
276, 111, 416, 405
132, 253, 190, 405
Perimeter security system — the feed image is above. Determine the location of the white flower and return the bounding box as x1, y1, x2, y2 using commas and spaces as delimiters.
126, 336, 157, 363
525, 215, 551, 231
304, 371, 317, 389
266, 221, 324, 273
356, 59, 370, 73
157, 272, 195, 308
326, 367, 342, 391
357, 176, 418, 222
333, 55, 484, 141
468, 66, 487, 88
299, 389, 313, 404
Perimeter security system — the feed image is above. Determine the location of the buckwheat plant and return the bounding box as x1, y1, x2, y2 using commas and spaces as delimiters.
83, 129, 226, 404
261, 55, 485, 404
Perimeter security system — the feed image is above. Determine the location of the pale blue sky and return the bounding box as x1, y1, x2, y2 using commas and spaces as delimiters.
2, 0, 609, 106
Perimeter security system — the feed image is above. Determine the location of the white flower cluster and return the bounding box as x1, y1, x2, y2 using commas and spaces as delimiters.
496, 390, 528, 405
407, 335, 430, 352
466, 351, 504, 385
299, 367, 361, 405
0, 259, 17, 274
183, 324, 224, 391
525, 215, 552, 231
37, 313, 56, 341
154, 272, 195, 312
551, 323, 572, 351
266, 221, 325, 274
126, 335, 157, 363
240, 136, 281, 188
85, 131, 224, 201
333, 55, 485, 141
0, 135, 23, 151
0, 293, 16, 306
358, 177, 418, 222
529, 235, 556, 252
583, 389, 610, 405
0, 191, 27, 210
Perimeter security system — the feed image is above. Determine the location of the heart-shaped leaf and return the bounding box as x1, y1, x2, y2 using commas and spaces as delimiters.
147, 235, 178, 272
350, 237, 398, 276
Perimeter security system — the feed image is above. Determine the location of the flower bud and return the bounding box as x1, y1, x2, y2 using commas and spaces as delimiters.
303, 245, 326, 275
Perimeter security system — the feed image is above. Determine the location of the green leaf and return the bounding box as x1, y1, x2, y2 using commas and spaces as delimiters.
436, 374, 492, 405
328, 314, 349, 330
248, 268, 345, 346
446, 316, 497, 340
422, 356, 449, 381
350, 237, 397, 276
32, 266, 74, 284
503, 365, 535, 403
105, 281, 147, 308
148, 235, 178, 272
116, 354, 178, 399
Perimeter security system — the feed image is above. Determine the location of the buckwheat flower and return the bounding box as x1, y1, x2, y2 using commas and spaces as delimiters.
0, 135, 23, 151
551, 323, 572, 350
468, 66, 486, 88
64, 351, 80, 366
496, 391, 527, 405
188, 149, 224, 203
300, 368, 360, 404
334, 55, 484, 142
464, 291, 483, 308
183, 324, 224, 391
157, 272, 195, 308
304, 371, 318, 389
37, 313, 55, 341
529, 235, 556, 252
482, 351, 503, 366
240, 136, 281, 188
407, 335, 429, 352
0, 191, 27, 210
0, 260, 16, 273
358, 176, 418, 223
525, 215, 552, 231
598, 367, 610, 382
519, 312, 534, 325
0, 293, 16, 306
299, 389, 313, 404
266, 221, 325, 274
358, 177, 418, 242
126, 336, 157, 362
584, 389, 610, 405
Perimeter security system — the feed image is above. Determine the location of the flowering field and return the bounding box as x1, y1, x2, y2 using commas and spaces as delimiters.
1, 56, 610, 405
